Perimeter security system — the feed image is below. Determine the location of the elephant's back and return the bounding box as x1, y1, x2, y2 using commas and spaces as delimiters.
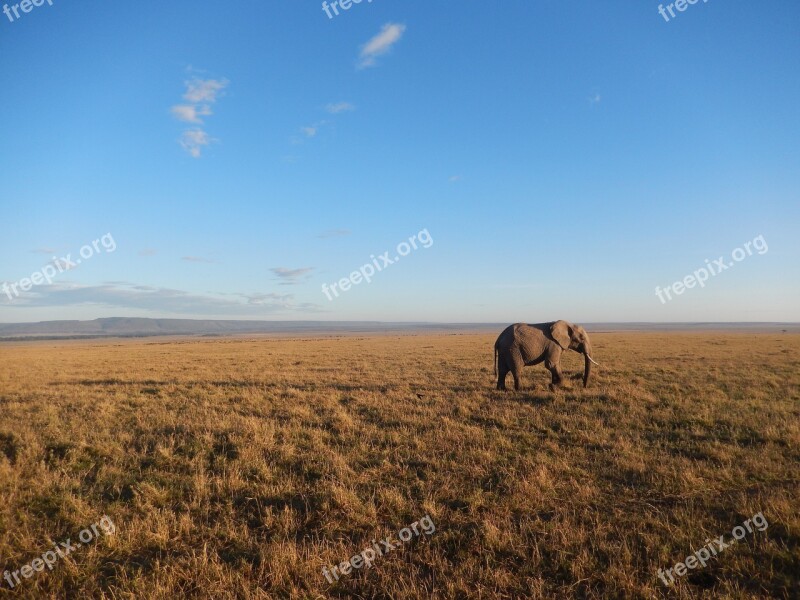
496, 323, 519, 346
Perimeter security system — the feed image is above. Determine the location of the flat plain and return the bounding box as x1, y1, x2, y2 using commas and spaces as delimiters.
0, 332, 798, 599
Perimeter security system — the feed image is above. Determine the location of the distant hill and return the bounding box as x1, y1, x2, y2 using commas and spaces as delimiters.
0, 317, 502, 340
0, 318, 797, 341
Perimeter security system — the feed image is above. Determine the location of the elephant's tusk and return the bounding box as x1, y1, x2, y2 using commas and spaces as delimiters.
586, 355, 600, 366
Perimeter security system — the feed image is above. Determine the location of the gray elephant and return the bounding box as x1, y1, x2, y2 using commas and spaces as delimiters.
494, 320, 599, 391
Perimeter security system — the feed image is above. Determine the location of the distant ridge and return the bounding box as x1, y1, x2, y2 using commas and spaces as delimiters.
0, 318, 797, 341
0, 318, 501, 340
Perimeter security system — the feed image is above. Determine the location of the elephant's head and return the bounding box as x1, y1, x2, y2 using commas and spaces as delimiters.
550, 321, 598, 387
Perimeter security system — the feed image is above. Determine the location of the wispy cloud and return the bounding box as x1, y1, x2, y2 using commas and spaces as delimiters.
271, 267, 314, 285
172, 75, 228, 157
0, 282, 321, 315
183, 78, 228, 104
242, 292, 294, 306
590, 93, 601, 105
31, 247, 57, 255
138, 248, 157, 257
325, 101, 355, 114
449, 175, 462, 183
182, 255, 215, 264
316, 228, 351, 239
179, 129, 214, 158
359, 23, 406, 68
291, 103, 349, 150
171, 104, 212, 124
291, 102, 354, 149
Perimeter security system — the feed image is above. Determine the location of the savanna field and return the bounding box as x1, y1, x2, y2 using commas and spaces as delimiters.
0, 332, 798, 599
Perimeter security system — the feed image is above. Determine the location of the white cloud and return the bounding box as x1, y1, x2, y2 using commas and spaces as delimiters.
172, 75, 228, 157
359, 23, 406, 68
0, 282, 321, 315
297, 120, 327, 140
182, 256, 215, 264
590, 93, 601, 104
183, 78, 228, 104
325, 102, 355, 114
171, 104, 212, 124
243, 292, 294, 306
271, 267, 314, 285
449, 175, 462, 183
179, 129, 213, 158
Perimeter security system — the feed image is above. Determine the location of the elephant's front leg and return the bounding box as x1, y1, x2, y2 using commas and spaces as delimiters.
545, 359, 564, 391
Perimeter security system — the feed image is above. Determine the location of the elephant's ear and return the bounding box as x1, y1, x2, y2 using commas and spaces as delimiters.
550, 320, 571, 350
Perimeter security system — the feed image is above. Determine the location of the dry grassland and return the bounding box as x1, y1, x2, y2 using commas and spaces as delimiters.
0, 332, 798, 599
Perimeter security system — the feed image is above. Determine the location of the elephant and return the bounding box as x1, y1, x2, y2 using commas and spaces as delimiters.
494, 320, 599, 391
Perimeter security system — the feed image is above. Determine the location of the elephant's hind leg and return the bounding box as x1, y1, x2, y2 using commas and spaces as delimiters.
509, 349, 524, 391
497, 354, 510, 390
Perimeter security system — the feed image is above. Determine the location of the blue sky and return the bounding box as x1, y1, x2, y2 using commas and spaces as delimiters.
1, 0, 798, 323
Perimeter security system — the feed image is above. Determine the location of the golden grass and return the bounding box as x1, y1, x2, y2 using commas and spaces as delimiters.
0, 332, 798, 599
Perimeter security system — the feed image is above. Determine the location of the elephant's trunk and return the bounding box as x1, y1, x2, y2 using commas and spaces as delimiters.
582, 341, 593, 387
583, 353, 592, 387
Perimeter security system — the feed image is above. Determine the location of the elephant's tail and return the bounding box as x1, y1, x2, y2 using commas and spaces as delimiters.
493, 345, 497, 377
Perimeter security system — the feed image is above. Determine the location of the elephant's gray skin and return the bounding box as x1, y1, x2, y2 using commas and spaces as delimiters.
494, 320, 598, 391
